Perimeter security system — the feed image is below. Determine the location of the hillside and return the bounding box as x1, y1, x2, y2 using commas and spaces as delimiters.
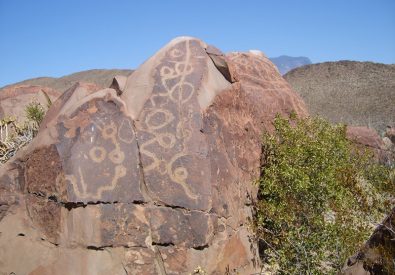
284, 61, 395, 133
270, 55, 312, 75
0, 69, 133, 92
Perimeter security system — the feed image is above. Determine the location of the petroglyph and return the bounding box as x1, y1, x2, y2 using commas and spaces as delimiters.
57, 99, 142, 202
137, 40, 206, 201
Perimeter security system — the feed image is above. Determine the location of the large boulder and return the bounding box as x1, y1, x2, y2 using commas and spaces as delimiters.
0, 37, 307, 274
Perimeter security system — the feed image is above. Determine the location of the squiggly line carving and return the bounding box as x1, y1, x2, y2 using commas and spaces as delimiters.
139, 40, 198, 199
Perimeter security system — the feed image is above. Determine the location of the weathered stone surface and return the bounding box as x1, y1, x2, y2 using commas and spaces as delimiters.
40, 82, 102, 130
110, 75, 128, 95
385, 125, 395, 144
347, 126, 394, 165
0, 37, 307, 274
342, 207, 395, 274
0, 85, 60, 123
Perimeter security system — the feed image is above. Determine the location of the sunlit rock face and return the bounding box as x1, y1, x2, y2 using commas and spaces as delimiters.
0, 85, 61, 123
0, 37, 307, 274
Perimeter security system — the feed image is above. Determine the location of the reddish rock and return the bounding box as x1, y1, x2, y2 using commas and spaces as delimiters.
385, 125, 395, 144
347, 126, 384, 149
0, 37, 307, 274
346, 126, 394, 164
0, 85, 60, 123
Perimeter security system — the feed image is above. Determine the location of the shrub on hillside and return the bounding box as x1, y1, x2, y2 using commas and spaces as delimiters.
25, 100, 46, 127
0, 101, 47, 164
254, 114, 394, 274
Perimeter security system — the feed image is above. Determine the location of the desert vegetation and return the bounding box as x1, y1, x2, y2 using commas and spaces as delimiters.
253, 114, 395, 274
0, 100, 47, 164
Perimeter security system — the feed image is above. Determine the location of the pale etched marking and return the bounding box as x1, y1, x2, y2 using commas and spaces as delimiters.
166, 153, 193, 197
63, 110, 133, 200
145, 108, 175, 130
89, 146, 106, 163
108, 149, 125, 164
139, 40, 199, 199
118, 118, 135, 144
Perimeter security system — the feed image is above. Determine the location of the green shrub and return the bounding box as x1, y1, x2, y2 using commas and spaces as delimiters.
254, 114, 394, 274
25, 101, 45, 127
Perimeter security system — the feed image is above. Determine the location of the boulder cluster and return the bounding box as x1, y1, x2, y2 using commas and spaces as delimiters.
0, 37, 307, 274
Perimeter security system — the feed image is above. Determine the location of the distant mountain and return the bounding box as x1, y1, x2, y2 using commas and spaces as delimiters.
270, 55, 312, 75
0, 69, 133, 93
284, 61, 395, 133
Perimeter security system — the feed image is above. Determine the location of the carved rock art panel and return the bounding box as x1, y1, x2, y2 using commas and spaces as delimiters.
135, 39, 212, 210
56, 98, 143, 203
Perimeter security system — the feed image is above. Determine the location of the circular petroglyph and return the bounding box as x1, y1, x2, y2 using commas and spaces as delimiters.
145, 109, 174, 130
173, 167, 188, 182
156, 133, 176, 149
170, 48, 183, 58
89, 146, 107, 163
109, 149, 125, 164
160, 66, 175, 79
102, 122, 117, 140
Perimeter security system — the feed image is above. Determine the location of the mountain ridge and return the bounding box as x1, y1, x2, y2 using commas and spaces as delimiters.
269, 55, 312, 75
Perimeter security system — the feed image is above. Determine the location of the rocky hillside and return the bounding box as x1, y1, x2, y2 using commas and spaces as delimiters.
284, 61, 395, 133
270, 55, 312, 75
1, 69, 133, 93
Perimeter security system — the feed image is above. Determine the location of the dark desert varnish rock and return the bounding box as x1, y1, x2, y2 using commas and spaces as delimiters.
0, 37, 307, 274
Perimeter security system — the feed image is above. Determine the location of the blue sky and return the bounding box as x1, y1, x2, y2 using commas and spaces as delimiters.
0, 0, 394, 87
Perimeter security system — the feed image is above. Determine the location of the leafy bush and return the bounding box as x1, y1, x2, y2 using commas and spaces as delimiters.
25, 100, 46, 127
254, 114, 394, 274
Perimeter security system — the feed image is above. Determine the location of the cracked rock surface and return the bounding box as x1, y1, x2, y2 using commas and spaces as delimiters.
0, 37, 307, 274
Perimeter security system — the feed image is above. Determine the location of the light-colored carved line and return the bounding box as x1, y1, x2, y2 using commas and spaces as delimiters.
90, 165, 127, 199
67, 164, 127, 200
166, 152, 198, 200
66, 117, 131, 200
118, 118, 135, 144
139, 41, 198, 200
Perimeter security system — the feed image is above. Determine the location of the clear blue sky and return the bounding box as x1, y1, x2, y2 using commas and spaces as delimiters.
0, 0, 394, 87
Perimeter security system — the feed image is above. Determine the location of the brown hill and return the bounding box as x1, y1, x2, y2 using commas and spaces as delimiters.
1, 69, 133, 93
284, 61, 395, 133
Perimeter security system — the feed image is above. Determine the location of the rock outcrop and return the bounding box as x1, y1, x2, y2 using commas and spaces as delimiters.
0, 85, 61, 123
0, 37, 307, 274
347, 126, 395, 166
343, 207, 395, 274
